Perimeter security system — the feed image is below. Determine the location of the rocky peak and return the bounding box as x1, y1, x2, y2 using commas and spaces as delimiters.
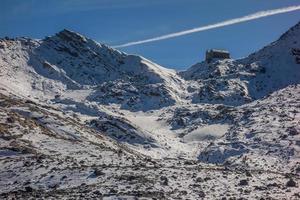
55, 29, 88, 44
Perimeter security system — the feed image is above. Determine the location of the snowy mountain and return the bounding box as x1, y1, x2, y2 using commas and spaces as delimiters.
180, 22, 300, 105
0, 22, 299, 199
0, 29, 183, 111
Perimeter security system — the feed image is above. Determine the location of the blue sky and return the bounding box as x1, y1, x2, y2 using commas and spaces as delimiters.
1, 0, 300, 69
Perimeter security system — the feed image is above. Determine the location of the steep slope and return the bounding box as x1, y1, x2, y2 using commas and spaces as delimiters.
180, 21, 300, 105
241, 21, 300, 98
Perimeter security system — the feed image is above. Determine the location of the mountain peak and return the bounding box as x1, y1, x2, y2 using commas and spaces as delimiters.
278, 21, 300, 41
55, 29, 88, 44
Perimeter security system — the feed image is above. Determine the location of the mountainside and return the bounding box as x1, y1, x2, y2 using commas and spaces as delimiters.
180, 22, 300, 105
0, 22, 299, 199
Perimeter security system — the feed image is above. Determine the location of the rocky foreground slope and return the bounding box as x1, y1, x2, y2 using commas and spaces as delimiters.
0, 22, 299, 199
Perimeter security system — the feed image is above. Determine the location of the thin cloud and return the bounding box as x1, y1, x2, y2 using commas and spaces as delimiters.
113, 5, 300, 48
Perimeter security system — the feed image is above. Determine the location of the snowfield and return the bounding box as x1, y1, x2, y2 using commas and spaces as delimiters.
0, 22, 300, 199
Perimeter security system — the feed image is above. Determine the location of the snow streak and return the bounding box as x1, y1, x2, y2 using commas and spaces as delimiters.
113, 5, 300, 48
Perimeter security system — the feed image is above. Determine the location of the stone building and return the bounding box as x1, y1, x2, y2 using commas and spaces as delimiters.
205, 49, 230, 63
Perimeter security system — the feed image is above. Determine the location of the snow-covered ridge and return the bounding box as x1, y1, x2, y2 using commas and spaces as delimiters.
0, 29, 185, 110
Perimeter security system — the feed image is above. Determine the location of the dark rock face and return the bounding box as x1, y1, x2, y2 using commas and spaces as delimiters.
238, 179, 248, 186
286, 179, 297, 187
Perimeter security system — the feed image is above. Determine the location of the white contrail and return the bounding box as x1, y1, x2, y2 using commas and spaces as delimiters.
113, 5, 300, 48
